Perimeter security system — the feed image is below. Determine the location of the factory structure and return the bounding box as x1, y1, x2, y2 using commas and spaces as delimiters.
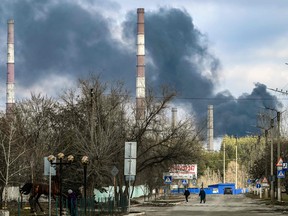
136, 8, 146, 121
207, 105, 214, 151
6, 19, 15, 113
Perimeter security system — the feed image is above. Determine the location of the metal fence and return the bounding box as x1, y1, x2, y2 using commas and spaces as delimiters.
16, 195, 128, 215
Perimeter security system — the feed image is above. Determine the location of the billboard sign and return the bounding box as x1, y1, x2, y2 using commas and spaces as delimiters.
169, 164, 197, 179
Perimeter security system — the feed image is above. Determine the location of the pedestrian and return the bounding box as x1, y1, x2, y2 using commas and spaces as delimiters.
199, 188, 206, 203
184, 188, 190, 202
67, 189, 77, 216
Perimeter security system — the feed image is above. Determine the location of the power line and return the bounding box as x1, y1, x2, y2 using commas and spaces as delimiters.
267, 87, 288, 95
171, 97, 288, 101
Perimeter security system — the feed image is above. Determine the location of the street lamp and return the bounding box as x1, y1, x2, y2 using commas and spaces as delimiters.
48, 153, 74, 216
81, 156, 89, 216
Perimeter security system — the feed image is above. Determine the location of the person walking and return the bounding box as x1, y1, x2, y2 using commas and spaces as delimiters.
199, 188, 206, 203
184, 188, 190, 202
67, 189, 77, 216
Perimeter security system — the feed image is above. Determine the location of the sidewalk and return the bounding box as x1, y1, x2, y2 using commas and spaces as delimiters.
124, 194, 185, 215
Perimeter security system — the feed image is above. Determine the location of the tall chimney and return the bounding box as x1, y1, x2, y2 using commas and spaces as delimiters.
136, 8, 145, 121
172, 107, 177, 128
207, 105, 214, 151
7, 19, 15, 113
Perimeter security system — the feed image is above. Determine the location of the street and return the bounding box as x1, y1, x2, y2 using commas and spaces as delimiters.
130, 194, 288, 216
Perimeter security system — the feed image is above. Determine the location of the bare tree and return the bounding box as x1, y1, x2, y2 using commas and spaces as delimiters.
57, 76, 203, 199
13, 94, 60, 181
0, 114, 29, 208
1, 76, 204, 204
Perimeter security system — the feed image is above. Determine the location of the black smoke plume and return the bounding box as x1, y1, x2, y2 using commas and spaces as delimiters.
0, 1, 282, 136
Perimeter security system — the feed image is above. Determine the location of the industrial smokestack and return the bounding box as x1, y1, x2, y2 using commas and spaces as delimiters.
172, 107, 177, 128
207, 105, 214, 151
136, 8, 145, 121
6, 19, 15, 113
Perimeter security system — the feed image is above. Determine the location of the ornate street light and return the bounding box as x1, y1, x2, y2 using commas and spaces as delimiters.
48, 153, 74, 216
81, 156, 89, 215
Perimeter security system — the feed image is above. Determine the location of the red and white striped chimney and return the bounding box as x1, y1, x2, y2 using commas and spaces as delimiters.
136, 8, 145, 121
7, 19, 15, 113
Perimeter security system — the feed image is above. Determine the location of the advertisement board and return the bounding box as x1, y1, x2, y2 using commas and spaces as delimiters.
169, 164, 197, 179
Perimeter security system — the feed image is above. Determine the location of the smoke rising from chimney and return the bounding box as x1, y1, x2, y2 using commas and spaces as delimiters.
0, 2, 282, 136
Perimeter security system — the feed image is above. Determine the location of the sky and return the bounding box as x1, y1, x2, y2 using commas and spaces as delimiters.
0, 0, 288, 147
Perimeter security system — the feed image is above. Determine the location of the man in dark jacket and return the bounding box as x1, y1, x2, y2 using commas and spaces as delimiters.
184, 188, 190, 202
199, 188, 206, 203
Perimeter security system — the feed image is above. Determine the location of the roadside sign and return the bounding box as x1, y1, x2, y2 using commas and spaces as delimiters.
277, 170, 285, 179
182, 179, 188, 185
111, 166, 119, 176
124, 142, 137, 176
276, 157, 283, 167
247, 179, 251, 184
164, 176, 172, 184
283, 163, 288, 170
44, 157, 56, 176
125, 175, 135, 181
192, 179, 197, 186
256, 183, 261, 188
262, 177, 268, 183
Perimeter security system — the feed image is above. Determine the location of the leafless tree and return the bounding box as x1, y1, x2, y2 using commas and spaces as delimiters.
0, 113, 29, 208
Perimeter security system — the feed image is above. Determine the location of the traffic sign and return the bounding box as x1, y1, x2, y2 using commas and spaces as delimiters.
283, 162, 288, 170
276, 157, 283, 167
182, 179, 188, 185
277, 170, 285, 179
192, 179, 197, 186
262, 177, 268, 183
256, 183, 261, 188
164, 176, 172, 184
111, 166, 119, 176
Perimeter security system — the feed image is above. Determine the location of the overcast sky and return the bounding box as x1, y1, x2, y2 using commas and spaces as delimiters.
0, 0, 287, 145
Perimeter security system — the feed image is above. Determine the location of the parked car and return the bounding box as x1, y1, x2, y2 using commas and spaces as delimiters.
224, 187, 233, 195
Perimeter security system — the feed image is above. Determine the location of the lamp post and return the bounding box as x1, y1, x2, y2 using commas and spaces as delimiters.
81, 156, 89, 216
48, 153, 74, 216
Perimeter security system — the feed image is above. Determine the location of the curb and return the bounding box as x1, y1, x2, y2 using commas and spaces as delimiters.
124, 212, 146, 216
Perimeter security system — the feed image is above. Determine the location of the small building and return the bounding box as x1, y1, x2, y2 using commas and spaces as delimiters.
170, 182, 244, 195
208, 183, 238, 194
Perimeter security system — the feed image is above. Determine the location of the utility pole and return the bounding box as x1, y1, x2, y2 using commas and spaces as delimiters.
223, 142, 225, 183
270, 119, 274, 202
277, 112, 281, 202
265, 130, 268, 177
90, 88, 94, 145
236, 137, 238, 189
267, 85, 286, 202
264, 107, 282, 202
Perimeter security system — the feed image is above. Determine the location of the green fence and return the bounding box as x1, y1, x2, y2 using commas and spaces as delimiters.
16, 195, 128, 215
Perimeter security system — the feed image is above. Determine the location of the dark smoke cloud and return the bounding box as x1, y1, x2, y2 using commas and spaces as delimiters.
0, 0, 135, 89
212, 83, 282, 137
123, 7, 220, 101
0, 1, 282, 136
122, 7, 282, 137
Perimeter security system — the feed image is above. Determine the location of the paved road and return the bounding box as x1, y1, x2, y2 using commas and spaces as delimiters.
130, 194, 288, 216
